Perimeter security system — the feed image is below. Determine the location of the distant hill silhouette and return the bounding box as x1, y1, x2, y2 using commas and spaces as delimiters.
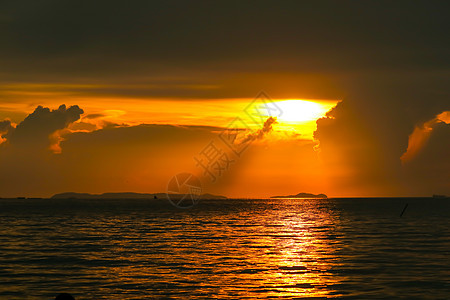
51, 192, 227, 200
270, 192, 328, 199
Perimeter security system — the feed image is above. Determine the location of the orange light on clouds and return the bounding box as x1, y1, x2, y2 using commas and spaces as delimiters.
401, 110, 450, 163
1, 93, 339, 141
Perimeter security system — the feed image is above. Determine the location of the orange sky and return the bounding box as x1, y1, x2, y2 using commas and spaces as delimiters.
0, 80, 449, 198
0, 90, 341, 198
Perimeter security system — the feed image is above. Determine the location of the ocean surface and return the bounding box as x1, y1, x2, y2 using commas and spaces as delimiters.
0, 197, 449, 299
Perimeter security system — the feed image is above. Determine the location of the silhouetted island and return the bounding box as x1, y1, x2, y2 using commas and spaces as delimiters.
51, 192, 227, 200
270, 192, 328, 199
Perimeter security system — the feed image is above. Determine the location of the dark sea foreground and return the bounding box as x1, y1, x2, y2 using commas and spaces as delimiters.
0, 197, 449, 299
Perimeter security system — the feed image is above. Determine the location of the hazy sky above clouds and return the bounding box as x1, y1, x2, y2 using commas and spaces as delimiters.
0, 0, 448, 197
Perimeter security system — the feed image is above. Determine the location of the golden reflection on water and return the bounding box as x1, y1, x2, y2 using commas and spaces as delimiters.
43, 199, 344, 298
251, 200, 342, 298
84, 198, 345, 298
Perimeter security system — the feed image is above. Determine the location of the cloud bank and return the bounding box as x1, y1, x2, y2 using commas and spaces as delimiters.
314, 86, 449, 196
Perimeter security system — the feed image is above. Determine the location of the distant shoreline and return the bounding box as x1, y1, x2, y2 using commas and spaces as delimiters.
49, 192, 227, 200
270, 192, 328, 199
0, 195, 447, 200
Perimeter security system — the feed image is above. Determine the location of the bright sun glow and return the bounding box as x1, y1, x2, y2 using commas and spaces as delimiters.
274, 100, 331, 123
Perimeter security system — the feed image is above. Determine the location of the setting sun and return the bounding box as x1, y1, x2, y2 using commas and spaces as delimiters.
274, 100, 330, 123
249, 99, 339, 140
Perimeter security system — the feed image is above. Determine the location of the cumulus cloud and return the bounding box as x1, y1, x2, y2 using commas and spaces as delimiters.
5, 104, 83, 149
314, 85, 450, 196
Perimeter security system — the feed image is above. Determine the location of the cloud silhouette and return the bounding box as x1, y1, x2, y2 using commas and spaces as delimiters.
0, 119, 13, 134
5, 104, 83, 149
0, 119, 13, 143
401, 112, 450, 163
0, 119, 12, 132
239, 117, 278, 145
402, 122, 450, 195
314, 86, 450, 196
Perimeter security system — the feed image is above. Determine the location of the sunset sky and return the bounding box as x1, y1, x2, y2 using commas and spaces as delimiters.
0, 0, 449, 198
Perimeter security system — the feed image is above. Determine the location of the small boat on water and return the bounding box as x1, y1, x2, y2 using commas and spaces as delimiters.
432, 194, 447, 199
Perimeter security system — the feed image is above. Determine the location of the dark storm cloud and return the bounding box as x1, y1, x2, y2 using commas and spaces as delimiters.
0, 0, 448, 83
314, 86, 450, 195
5, 104, 83, 147
0, 0, 448, 103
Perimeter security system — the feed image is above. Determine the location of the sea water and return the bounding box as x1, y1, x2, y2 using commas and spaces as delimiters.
0, 198, 449, 299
